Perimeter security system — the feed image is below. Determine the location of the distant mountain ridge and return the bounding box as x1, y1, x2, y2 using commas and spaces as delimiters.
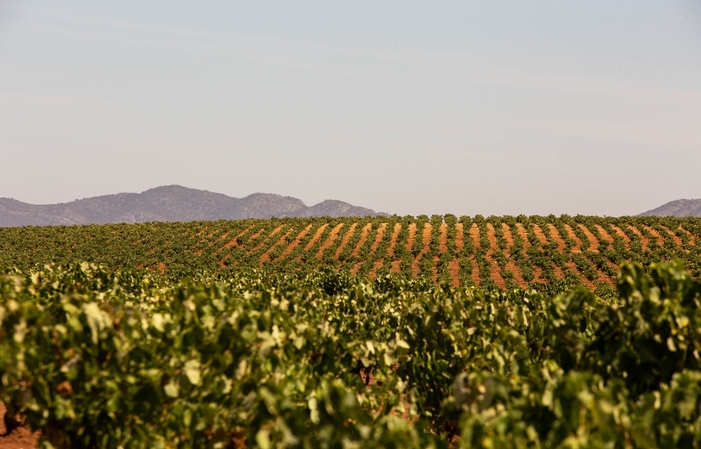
639, 199, 701, 217
0, 185, 387, 227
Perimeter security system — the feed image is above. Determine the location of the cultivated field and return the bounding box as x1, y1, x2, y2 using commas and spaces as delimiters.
1, 216, 701, 448
1, 215, 700, 294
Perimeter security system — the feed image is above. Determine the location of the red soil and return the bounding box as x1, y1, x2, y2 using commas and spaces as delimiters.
439, 223, 448, 253
577, 224, 600, 252
455, 223, 464, 252
387, 223, 402, 257
248, 225, 285, 255
643, 226, 665, 247
563, 224, 583, 253
370, 223, 389, 255
260, 229, 295, 263
334, 223, 358, 259
431, 256, 439, 282
350, 262, 363, 276
304, 224, 330, 251
565, 261, 597, 290
673, 226, 696, 246
547, 224, 566, 252
405, 223, 418, 252
215, 226, 254, 256
595, 225, 614, 244
369, 259, 384, 280
485, 224, 506, 288
609, 225, 631, 247
390, 260, 401, 274
659, 225, 683, 246
0, 404, 39, 449
469, 256, 480, 287
448, 257, 461, 287
532, 225, 548, 245
510, 223, 543, 284
351, 223, 373, 257
316, 223, 344, 259
469, 224, 480, 250
276, 224, 313, 260
626, 226, 649, 251
501, 223, 515, 248
411, 223, 432, 279
515, 223, 530, 243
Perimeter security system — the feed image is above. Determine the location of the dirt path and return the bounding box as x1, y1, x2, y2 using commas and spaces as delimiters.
334, 223, 358, 259
351, 223, 373, 257
248, 225, 285, 255
501, 223, 515, 248
547, 224, 566, 252
643, 225, 665, 247
260, 229, 295, 263
0, 404, 39, 449
350, 262, 363, 275
595, 225, 614, 244
515, 223, 530, 243
370, 223, 388, 255
405, 223, 418, 252
245, 229, 265, 245
390, 260, 401, 274
369, 259, 384, 280
276, 224, 313, 260
626, 225, 649, 251
469, 224, 480, 250
468, 256, 480, 286
565, 261, 597, 289
455, 223, 464, 252
485, 223, 506, 288
448, 258, 460, 286
659, 225, 683, 246
563, 224, 583, 253
220, 226, 254, 250
609, 225, 631, 247
512, 223, 544, 283
439, 223, 448, 253
316, 223, 344, 259
577, 224, 599, 252
216, 226, 257, 267
304, 224, 330, 251
498, 223, 527, 287
387, 223, 402, 257
673, 225, 695, 246
532, 224, 548, 245
411, 223, 432, 278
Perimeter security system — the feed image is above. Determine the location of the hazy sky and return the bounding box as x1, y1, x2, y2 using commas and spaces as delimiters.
1, 1, 700, 216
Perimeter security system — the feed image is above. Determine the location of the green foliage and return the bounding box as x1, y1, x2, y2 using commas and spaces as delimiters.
0, 260, 700, 447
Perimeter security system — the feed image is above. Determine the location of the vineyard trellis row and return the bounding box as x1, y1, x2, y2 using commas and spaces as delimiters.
1, 215, 701, 296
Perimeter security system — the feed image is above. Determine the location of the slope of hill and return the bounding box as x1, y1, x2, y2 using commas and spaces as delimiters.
639, 199, 701, 217
0, 185, 387, 227
1, 215, 700, 293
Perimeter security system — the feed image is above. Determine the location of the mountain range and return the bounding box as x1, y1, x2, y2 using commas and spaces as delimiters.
0, 185, 387, 227
638, 199, 701, 218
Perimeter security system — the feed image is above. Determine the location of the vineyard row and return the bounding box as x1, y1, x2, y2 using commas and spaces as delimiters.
1, 215, 700, 294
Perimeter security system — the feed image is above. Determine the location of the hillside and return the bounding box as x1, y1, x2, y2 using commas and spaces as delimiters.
0, 185, 386, 227
2, 214, 700, 293
639, 199, 701, 217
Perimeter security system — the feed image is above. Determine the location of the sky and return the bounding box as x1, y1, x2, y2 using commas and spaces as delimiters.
0, 1, 700, 216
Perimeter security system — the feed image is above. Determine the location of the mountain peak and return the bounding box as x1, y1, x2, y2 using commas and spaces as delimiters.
0, 186, 387, 227
639, 199, 701, 217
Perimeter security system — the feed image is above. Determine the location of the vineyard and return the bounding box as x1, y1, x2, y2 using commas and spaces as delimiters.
1, 215, 701, 295
1, 216, 701, 448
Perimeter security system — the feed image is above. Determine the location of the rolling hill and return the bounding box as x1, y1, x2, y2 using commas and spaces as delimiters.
0, 185, 387, 227
639, 199, 701, 217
